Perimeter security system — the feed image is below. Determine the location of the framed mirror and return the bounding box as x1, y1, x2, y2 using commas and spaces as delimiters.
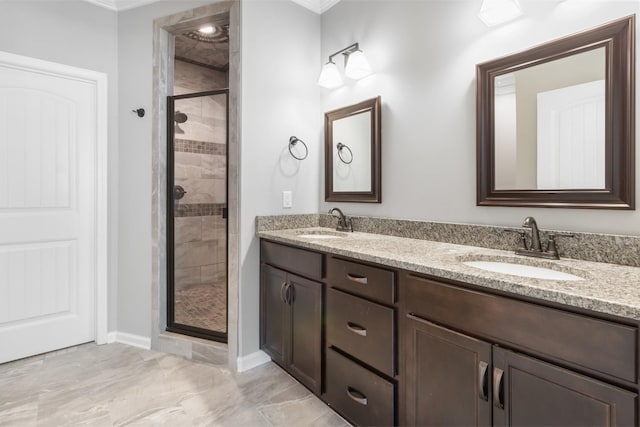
477, 15, 635, 209
325, 97, 381, 203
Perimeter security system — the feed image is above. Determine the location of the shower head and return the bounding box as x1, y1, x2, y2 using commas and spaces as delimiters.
174, 111, 188, 124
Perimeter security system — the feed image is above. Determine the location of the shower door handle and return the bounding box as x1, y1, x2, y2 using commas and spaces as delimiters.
222, 207, 228, 219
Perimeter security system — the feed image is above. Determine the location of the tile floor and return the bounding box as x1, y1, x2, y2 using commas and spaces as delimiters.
0, 343, 349, 426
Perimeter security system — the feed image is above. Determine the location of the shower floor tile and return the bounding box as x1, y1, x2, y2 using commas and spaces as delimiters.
175, 282, 227, 333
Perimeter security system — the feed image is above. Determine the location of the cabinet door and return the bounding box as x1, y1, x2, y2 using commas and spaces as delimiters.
493, 347, 637, 427
260, 264, 288, 367
288, 274, 323, 395
403, 314, 492, 426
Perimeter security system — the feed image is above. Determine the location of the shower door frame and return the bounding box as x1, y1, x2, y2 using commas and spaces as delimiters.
166, 89, 229, 343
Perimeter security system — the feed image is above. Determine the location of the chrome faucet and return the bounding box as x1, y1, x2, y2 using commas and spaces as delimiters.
328, 207, 353, 232
514, 216, 574, 260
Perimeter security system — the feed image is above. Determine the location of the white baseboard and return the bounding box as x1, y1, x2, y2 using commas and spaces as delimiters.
106, 331, 117, 343
105, 331, 151, 350
237, 350, 271, 372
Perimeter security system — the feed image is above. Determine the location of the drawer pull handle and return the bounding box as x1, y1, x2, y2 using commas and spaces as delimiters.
478, 361, 489, 401
346, 386, 368, 406
346, 322, 367, 337
346, 273, 368, 285
493, 367, 504, 409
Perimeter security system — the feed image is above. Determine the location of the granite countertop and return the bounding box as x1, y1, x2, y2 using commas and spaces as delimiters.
257, 227, 640, 322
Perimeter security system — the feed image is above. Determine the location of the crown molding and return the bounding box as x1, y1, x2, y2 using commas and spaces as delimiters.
319, 0, 341, 13
82, 0, 161, 12
290, 0, 341, 14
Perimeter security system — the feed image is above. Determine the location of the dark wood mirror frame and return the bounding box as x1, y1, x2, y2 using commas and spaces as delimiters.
477, 15, 635, 209
325, 96, 382, 203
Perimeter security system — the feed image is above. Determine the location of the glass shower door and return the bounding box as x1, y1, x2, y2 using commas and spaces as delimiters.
167, 90, 228, 342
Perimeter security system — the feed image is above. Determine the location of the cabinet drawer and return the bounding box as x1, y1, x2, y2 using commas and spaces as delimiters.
327, 257, 395, 304
326, 348, 395, 427
404, 274, 638, 383
327, 288, 395, 376
261, 240, 323, 281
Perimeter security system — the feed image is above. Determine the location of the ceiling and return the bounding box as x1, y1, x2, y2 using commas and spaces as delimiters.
83, 0, 341, 14
174, 18, 230, 72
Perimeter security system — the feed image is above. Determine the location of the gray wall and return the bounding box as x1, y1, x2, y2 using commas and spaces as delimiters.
117, 1, 213, 338
0, 1, 119, 331
319, 0, 640, 235
239, 0, 321, 356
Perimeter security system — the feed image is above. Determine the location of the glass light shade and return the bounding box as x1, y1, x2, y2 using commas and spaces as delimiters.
478, 0, 523, 27
317, 61, 343, 89
344, 50, 373, 80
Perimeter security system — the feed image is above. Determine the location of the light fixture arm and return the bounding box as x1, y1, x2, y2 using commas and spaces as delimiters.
327, 42, 360, 65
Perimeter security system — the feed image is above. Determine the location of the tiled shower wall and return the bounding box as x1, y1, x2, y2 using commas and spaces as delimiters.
172, 59, 227, 297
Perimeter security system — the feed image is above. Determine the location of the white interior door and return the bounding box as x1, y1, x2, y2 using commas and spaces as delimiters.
537, 80, 605, 189
0, 54, 100, 364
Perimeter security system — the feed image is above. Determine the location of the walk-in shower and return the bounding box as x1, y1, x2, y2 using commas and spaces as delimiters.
167, 90, 229, 342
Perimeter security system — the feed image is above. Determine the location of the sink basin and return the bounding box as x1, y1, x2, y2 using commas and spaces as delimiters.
463, 261, 584, 281
296, 230, 347, 239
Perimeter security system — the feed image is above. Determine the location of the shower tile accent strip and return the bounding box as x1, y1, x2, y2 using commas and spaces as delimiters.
175, 138, 227, 155
176, 203, 226, 217
255, 214, 640, 268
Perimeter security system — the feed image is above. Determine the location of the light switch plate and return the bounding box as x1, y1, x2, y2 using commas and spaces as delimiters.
282, 191, 292, 208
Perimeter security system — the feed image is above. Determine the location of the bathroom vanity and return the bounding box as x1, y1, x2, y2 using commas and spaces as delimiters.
258, 226, 640, 426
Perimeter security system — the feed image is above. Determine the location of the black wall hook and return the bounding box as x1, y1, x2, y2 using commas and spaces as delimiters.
132, 108, 145, 118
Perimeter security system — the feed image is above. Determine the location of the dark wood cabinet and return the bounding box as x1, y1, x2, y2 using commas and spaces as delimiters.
288, 273, 323, 393
260, 264, 288, 367
326, 287, 395, 377
493, 347, 637, 427
260, 238, 640, 427
403, 314, 492, 426
401, 273, 639, 427
260, 263, 322, 394
325, 256, 398, 426
326, 348, 395, 427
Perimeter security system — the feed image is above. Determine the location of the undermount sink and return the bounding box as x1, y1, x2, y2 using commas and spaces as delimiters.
463, 261, 584, 281
296, 230, 347, 239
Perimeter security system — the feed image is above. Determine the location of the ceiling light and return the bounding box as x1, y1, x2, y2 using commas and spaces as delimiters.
478, 0, 523, 27
317, 42, 373, 89
198, 25, 215, 34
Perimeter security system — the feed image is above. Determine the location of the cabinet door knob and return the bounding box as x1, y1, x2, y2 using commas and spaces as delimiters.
346, 321, 367, 337
346, 386, 368, 406
493, 367, 504, 409
346, 273, 368, 285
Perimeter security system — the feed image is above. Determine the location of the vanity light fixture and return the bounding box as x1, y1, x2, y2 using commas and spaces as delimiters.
478, 0, 523, 27
317, 42, 373, 89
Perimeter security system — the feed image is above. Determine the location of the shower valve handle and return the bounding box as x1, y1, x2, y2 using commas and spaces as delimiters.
174, 185, 187, 200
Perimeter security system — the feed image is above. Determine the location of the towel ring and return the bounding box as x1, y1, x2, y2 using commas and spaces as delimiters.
289, 136, 308, 160
337, 142, 353, 164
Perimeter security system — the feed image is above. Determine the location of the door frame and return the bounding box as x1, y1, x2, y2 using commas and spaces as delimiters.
0, 50, 109, 345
